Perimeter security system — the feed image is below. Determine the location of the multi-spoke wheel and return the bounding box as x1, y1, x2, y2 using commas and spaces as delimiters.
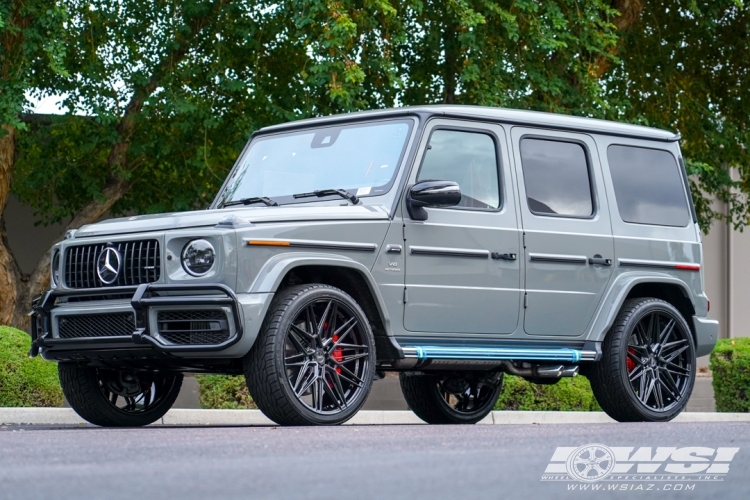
589, 297, 696, 422
244, 284, 376, 425
400, 372, 504, 424
58, 364, 183, 427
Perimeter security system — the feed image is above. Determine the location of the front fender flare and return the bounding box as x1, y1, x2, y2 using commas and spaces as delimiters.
587, 272, 695, 343
248, 252, 393, 336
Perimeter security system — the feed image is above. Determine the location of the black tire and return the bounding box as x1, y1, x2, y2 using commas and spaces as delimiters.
589, 297, 696, 422
400, 372, 503, 424
58, 364, 183, 427
243, 284, 376, 426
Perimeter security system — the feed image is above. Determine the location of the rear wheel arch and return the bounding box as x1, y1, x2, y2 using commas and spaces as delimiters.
593, 277, 697, 345
622, 282, 696, 342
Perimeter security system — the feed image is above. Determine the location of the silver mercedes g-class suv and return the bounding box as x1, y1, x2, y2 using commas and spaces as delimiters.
29, 106, 718, 427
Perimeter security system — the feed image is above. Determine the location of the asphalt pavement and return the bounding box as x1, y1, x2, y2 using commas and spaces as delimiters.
1, 422, 748, 500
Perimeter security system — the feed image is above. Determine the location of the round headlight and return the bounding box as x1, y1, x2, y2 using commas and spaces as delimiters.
181, 239, 216, 276
51, 251, 61, 286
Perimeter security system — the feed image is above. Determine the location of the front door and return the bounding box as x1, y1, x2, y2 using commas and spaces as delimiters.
510, 128, 614, 337
402, 121, 521, 334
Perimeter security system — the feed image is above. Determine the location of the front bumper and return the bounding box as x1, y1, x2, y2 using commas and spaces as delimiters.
29, 283, 244, 358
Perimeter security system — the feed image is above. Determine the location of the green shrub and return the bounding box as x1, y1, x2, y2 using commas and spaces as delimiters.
0, 326, 63, 407
494, 374, 602, 411
196, 374, 256, 409
710, 338, 750, 412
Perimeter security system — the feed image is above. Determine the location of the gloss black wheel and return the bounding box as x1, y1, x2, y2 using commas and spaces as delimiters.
589, 298, 696, 422
244, 284, 375, 425
400, 372, 503, 424
59, 364, 182, 427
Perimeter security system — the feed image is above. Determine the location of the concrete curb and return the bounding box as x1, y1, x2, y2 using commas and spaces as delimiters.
2, 408, 750, 426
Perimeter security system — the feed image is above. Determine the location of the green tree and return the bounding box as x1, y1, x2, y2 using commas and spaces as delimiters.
605, 0, 750, 231
4, 0, 254, 327
0, 0, 67, 327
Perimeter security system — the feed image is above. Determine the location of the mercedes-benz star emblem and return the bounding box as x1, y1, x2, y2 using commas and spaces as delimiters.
97, 247, 122, 284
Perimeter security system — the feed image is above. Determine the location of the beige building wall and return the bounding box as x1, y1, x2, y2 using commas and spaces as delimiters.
703, 220, 750, 341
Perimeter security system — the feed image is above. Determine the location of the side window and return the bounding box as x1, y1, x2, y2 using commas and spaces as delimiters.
607, 145, 690, 227
520, 138, 593, 217
417, 129, 500, 210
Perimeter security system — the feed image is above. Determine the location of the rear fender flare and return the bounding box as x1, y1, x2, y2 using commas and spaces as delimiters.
587, 272, 695, 343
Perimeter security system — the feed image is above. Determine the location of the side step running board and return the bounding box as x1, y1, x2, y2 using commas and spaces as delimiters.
401, 346, 598, 363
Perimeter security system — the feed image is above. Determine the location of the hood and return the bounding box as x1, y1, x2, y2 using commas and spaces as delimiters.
73, 204, 391, 238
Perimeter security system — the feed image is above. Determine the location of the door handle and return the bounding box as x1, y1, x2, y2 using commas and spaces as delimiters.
588, 257, 612, 266
491, 252, 517, 261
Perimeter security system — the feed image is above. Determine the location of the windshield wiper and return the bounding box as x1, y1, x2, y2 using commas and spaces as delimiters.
221, 196, 279, 208
293, 189, 360, 205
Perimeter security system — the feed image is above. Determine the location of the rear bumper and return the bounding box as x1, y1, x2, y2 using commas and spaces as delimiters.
693, 315, 719, 357
29, 283, 246, 360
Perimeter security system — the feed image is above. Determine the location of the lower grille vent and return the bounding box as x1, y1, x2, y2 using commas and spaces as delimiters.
58, 313, 135, 338
157, 310, 230, 345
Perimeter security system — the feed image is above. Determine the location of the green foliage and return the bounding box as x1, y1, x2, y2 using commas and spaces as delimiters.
195, 374, 256, 409
710, 338, 750, 412
396, 0, 620, 115
494, 375, 602, 411
0, 326, 63, 407
607, 0, 750, 231
0, 1, 68, 129
6, 1, 750, 234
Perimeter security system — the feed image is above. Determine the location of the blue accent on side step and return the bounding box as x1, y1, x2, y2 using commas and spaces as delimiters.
404, 346, 582, 363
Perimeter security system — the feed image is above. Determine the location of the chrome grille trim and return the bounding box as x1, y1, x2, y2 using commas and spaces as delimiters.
64, 239, 160, 288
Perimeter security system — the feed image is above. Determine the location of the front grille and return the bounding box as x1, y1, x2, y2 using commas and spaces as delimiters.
157, 310, 230, 345
64, 240, 160, 288
57, 313, 135, 339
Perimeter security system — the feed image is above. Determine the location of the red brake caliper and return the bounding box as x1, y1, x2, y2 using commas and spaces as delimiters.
626, 347, 636, 372
332, 334, 343, 374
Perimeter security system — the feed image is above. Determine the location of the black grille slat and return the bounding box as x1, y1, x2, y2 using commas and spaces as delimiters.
143, 241, 151, 281
138, 241, 144, 284
85, 246, 91, 288
64, 239, 160, 288
57, 313, 135, 338
157, 310, 230, 345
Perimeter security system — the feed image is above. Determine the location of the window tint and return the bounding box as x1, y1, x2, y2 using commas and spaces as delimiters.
520, 138, 593, 217
607, 145, 690, 227
417, 130, 500, 210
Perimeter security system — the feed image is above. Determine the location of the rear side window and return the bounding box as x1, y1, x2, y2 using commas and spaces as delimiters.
607, 145, 690, 227
417, 129, 500, 210
520, 138, 593, 217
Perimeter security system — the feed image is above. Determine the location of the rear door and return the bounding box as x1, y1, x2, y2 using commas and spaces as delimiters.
510, 128, 614, 337
402, 120, 521, 334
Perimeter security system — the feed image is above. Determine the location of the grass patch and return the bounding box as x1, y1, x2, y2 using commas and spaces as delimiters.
196, 374, 256, 409
0, 326, 63, 407
495, 374, 601, 411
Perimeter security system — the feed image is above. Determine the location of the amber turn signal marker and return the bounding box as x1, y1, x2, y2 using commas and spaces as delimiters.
247, 240, 290, 247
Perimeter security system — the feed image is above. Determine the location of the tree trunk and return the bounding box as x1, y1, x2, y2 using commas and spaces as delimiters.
442, 23, 459, 104
0, 125, 20, 326
593, 0, 645, 78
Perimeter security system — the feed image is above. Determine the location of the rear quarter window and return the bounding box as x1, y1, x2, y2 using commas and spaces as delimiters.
607, 145, 690, 227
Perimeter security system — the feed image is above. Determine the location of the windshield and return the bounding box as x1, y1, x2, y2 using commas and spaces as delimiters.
219, 119, 413, 206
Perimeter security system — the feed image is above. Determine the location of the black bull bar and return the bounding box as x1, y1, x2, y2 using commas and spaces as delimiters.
28, 283, 244, 357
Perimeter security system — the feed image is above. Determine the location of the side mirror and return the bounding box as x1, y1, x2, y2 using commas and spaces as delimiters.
406, 180, 461, 221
